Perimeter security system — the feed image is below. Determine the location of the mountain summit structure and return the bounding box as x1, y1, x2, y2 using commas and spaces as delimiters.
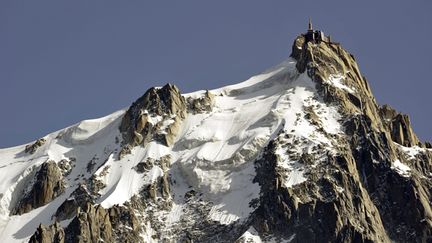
304, 18, 331, 43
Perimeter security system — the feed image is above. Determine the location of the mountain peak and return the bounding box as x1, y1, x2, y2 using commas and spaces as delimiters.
1, 27, 431, 243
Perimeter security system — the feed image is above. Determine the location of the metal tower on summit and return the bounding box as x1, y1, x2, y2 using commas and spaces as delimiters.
304, 18, 330, 43
308, 18, 313, 31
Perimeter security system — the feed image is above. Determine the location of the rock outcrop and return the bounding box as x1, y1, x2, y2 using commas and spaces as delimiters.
140, 155, 171, 201
187, 90, 215, 114
32, 202, 140, 243
291, 34, 381, 130
54, 184, 93, 221
380, 104, 420, 147
29, 222, 65, 243
13, 160, 65, 215
119, 84, 187, 157
64, 203, 140, 243
25, 138, 46, 154
253, 131, 390, 242
247, 34, 432, 242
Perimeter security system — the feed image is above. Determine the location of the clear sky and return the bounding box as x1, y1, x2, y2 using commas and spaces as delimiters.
1, 1, 431, 148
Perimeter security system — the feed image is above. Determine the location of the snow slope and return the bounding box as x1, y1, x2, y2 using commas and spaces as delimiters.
0, 58, 344, 242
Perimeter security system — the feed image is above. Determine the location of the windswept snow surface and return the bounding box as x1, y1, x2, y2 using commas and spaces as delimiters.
0, 58, 343, 242
0, 110, 125, 242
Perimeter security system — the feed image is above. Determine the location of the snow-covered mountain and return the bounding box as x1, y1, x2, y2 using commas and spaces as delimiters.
1, 29, 431, 243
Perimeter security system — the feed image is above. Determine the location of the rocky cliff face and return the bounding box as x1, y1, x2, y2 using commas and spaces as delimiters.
29, 222, 65, 243
119, 83, 188, 157
380, 104, 420, 147
30, 203, 140, 243
12, 160, 65, 215
119, 84, 215, 157
1, 31, 431, 243
275, 35, 432, 242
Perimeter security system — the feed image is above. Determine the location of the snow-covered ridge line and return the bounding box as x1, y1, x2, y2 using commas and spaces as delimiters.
0, 57, 347, 242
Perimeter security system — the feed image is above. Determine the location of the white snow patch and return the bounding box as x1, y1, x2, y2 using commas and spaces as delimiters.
276, 145, 308, 188
62, 110, 124, 145
396, 143, 424, 160
172, 61, 302, 224
237, 227, 262, 243
98, 142, 170, 208
325, 74, 355, 94
272, 72, 341, 188
391, 160, 411, 177
147, 115, 163, 125
206, 163, 260, 224
140, 221, 157, 243
165, 203, 184, 224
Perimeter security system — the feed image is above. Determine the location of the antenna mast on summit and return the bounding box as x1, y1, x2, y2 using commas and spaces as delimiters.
308, 18, 313, 31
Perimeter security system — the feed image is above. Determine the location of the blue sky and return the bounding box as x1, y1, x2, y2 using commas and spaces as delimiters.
1, 1, 431, 147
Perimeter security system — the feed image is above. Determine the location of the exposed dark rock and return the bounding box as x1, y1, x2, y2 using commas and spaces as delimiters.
287, 33, 432, 243
184, 190, 196, 200
25, 138, 46, 154
119, 84, 187, 157
29, 222, 65, 243
304, 106, 321, 127
54, 184, 93, 221
380, 104, 420, 147
118, 144, 132, 159
32, 202, 141, 243
140, 155, 172, 201
88, 175, 105, 196
57, 159, 73, 177
253, 135, 389, 242
13, 161, 65, 215
187, 90, 215, 114
86, 156, 98, 173
347, 115, 432, 241
64, 203, 140, 243
291, 35, 382, 132
134, 158, 154, 173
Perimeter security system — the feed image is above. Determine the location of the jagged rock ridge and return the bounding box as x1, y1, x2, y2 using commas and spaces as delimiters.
13, 161, 65, 215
